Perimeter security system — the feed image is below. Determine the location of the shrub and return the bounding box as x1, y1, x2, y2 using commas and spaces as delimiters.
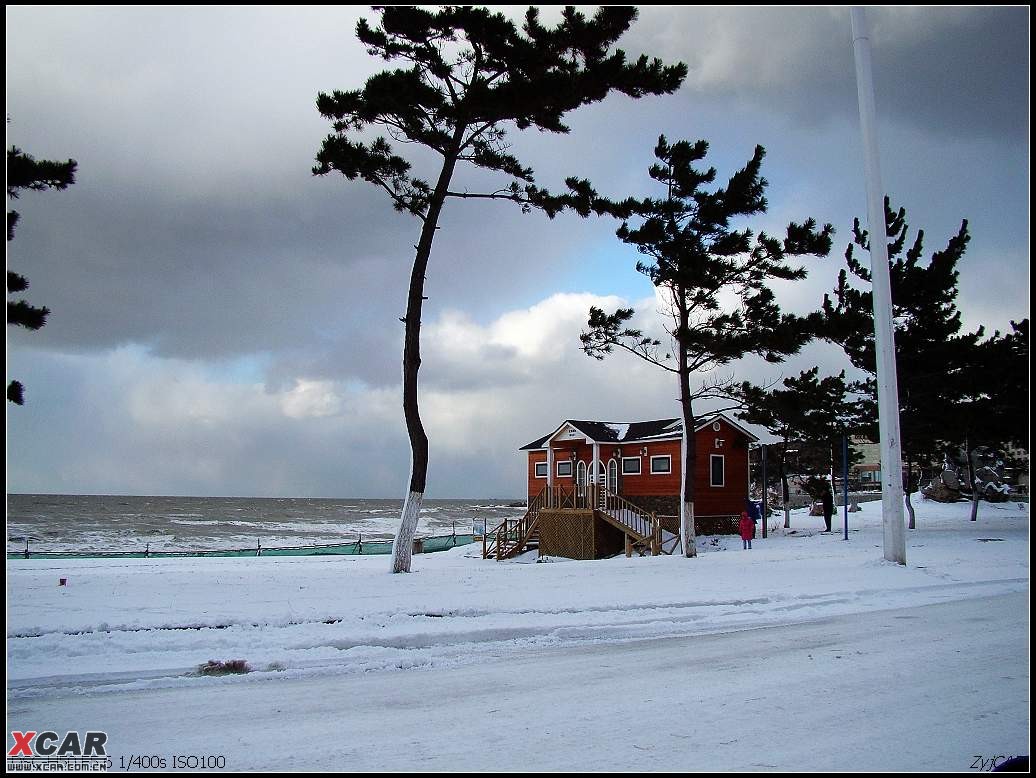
196, 659, 250, 676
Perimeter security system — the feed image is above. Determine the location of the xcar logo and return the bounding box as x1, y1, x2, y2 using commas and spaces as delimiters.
8, 730, 109, 772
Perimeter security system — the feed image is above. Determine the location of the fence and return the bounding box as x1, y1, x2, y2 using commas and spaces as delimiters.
7, 532, 477, 560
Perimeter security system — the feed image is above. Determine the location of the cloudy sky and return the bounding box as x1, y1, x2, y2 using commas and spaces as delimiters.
6, 6, 1029, 499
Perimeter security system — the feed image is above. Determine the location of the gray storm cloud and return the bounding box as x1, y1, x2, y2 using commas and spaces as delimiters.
6, 6, 1028, 497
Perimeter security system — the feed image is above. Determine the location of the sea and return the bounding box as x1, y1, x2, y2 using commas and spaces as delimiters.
6, 494, 528, 555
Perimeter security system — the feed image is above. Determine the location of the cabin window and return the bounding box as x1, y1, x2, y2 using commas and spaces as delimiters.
576, 461, 587, 486
608, 459, 618, 492
621, 457, 642, 475
556, 460, 573, 478
710, 454, 725, 487
650, 455, 671, 474
534, 461, 548, 478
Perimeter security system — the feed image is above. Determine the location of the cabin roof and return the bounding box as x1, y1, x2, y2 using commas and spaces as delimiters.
519, 413, 758, 450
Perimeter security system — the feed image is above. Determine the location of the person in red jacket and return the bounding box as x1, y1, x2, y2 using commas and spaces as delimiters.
739, 510, 754, 550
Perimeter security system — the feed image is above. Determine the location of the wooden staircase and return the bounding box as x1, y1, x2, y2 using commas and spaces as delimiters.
594, 488, 678, 556
484, 485, 678, 559
483, 487, 544, 560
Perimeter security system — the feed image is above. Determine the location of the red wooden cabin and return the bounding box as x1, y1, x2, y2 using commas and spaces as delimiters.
483, 414, 757, 560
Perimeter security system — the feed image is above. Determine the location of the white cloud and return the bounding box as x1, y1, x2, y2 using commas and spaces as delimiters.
10, 293, 712, 497
280, 379, 345, 420
423, 293, 632, 390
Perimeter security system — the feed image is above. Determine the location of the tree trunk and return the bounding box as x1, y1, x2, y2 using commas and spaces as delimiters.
678, 407, 697, 558
390, 135, 465, 574
676, 295, 696, 558
829, 440, 836, 505
904, 458, 916, 529
967, 444, 979, 522
781, 465, 791, 529
391, 490, 424, 573
760, 445, 768, 539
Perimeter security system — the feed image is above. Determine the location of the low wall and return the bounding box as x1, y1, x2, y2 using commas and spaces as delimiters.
627, 495, 740, 536
625, 494, 679, 516
770, 492, 883, 511
658, 514, 740, 536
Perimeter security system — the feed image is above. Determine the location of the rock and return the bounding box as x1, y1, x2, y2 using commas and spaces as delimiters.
983, 482, 1010, 503
922, 473, 962, 503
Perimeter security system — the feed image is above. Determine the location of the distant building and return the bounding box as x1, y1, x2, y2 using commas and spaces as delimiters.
850, 435, 882, 489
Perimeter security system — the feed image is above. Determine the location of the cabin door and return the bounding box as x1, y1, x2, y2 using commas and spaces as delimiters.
594, 461, 607, 508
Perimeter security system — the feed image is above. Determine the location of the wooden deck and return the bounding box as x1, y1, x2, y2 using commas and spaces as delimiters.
483, 485, 677, 560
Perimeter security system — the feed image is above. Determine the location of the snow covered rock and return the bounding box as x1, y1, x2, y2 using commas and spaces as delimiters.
922, 470, 963, 503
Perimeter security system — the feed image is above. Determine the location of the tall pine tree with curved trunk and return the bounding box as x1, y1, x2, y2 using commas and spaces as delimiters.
7, 146, 77, 404
580, 136, 833, 556
822, 197, 987, 528
313, 7, 686, 572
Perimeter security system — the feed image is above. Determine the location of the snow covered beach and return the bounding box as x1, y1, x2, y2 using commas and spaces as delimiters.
7, 497, 1029, 771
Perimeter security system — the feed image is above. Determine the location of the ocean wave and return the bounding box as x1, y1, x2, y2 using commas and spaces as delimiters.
6, 495, 495, 554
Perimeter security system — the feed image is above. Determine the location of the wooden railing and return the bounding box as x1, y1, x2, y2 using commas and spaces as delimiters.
538, 483, 611, 511
485, 485, 677, 559
483, 487, 545, 560
597, 489, 655, 539
540, 483, 658, 540
540, 483, 586, 509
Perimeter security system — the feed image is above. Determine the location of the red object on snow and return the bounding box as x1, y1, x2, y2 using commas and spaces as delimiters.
739, 512, 754, 542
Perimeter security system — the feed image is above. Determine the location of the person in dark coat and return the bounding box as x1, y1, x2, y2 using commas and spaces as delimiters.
739, 511, 754, 550
821, 484, 834, 533
746, 498, 762, 538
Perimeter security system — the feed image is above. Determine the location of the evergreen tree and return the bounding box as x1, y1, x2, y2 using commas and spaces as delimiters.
313, 6, 686, 572
822, 198, 993, 527
963, 319, 1029, 449
991, 318, 1029, 445
580, 136, 833, 556
957, 318, 1029, 519
7, 145, 77, 405
733, 368, 868, 528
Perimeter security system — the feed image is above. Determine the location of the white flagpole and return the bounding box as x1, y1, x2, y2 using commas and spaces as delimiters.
850, 7, 906, 565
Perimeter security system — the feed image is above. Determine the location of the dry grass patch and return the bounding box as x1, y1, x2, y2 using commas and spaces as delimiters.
196, 659, 251, 676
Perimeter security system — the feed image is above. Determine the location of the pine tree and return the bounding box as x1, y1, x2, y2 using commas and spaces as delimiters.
580, 136, 833, 556
313, 7, 686, 572
822, 197, 988, 527
957, 318, 1029, 519
7, 145, 77, 405
990, 319, 1029, 445
733, 368, 868, 528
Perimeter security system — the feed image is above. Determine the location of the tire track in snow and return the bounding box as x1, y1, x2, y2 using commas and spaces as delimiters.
7, 577, 1026, 698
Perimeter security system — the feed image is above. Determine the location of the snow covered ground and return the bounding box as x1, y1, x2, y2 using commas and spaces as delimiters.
6, 497, 1029, 771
